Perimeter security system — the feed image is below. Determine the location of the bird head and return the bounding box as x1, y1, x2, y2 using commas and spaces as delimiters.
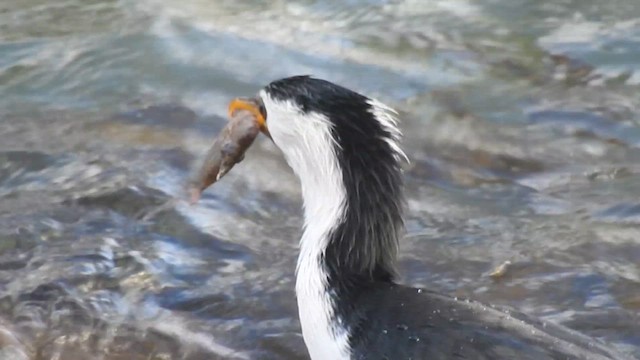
229, 75, 406, 180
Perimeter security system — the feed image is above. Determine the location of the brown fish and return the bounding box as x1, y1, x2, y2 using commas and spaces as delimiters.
188, 97, 267, 203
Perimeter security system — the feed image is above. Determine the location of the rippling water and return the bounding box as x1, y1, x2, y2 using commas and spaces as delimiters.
1, 0, 639, 359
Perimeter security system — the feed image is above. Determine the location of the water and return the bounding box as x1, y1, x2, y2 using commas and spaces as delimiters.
1, 0, 639, 358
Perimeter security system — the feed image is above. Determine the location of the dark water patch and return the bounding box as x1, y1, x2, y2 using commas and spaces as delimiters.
73, 185, 170, 218
256, 332, 307, 360
493, 52, 606, 88
420, 144, 547, 178
546, 54, 606, 87
154, 288, 266, 320
408, 156, 547, 217
594, 203, 640, 224
0, 151, 58, 192
147, 209, 254, 261
157, 288, 229, 313
586, 166, 635, 181
569, 274, 616, 309
407, 153, 539, 194
398, 243, 496, 294
560, 309, 640, 356
149, 147, 195, 172
0, 151, 52, 176
111, 104, 198, 129
528, 109, 640, 147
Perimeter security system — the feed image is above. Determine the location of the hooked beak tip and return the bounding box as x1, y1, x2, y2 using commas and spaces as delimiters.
228, 97, 269, 137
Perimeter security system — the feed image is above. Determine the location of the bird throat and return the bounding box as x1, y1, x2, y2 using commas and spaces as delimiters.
292, 128, 403, 360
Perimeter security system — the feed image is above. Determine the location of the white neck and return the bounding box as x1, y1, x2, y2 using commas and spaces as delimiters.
259, 91, 351, 359
295, 160, 351, 360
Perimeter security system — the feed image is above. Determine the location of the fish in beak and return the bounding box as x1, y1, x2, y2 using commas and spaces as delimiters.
188, 97, 268, 203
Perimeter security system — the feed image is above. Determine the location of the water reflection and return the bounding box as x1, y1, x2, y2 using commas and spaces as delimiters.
0, 0, 639, 359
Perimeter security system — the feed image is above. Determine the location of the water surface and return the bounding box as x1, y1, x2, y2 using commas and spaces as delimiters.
1, 0, 639, 359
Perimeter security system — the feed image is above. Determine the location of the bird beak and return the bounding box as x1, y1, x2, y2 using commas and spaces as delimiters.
228, 97, 270, 139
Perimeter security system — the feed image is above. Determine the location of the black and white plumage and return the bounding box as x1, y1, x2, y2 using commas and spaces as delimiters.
249, 76, 628, 360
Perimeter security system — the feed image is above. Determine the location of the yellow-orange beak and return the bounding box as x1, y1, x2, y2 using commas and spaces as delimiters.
228, 97, 269, 137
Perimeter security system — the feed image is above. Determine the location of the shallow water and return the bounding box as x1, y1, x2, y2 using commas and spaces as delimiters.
0, 0, 639, 359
